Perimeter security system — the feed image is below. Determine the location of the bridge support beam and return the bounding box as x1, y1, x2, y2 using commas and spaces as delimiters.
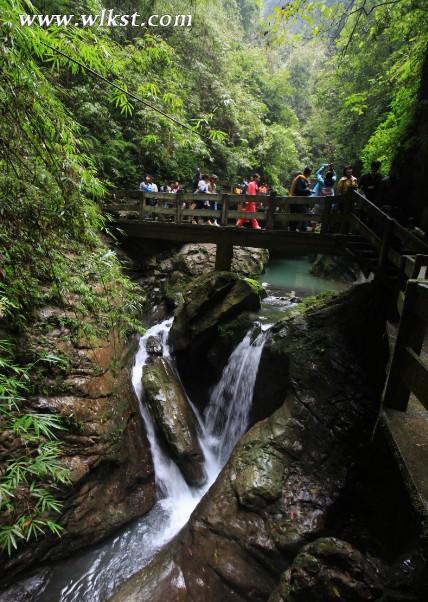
215, 242, 233, 272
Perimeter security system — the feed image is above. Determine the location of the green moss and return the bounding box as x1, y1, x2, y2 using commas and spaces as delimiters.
300, 290, 337, 312
109, 423, 126, 446
163, 276, 191, 305
244, 277, 266, 298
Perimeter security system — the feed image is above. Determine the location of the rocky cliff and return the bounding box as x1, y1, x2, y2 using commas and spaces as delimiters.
0, 313, 156, 584
116, 239, 269, 315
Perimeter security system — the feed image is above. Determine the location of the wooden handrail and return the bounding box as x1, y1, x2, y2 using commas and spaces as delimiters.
108, 189, 330, 204
104, 189, 428, 269
351, 190, 428, 253
383, 279, 428, 412
104, 190, 339, 232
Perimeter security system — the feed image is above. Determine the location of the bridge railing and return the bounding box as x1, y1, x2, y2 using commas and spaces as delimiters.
105, 190, 346, 232
348, 190, 428, 271
383, 279, 428, 412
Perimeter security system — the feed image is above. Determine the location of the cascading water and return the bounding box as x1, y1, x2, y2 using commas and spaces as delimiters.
130, 319, 269, 542
130, 318, 219, 545
204, 328, 269, 466
11, 319, 269, 602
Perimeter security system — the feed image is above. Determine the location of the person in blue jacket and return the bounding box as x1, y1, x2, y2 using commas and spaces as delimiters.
312, 163, 336, 197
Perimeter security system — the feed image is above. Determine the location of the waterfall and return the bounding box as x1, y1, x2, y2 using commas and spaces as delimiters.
132, 320, 189, 500
204, 328, 269, 466
13, 319, 269, 602
131, 320, 268, 543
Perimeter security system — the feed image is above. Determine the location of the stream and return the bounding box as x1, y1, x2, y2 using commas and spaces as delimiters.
0, 256, 347, 602
258, 255, 347, 324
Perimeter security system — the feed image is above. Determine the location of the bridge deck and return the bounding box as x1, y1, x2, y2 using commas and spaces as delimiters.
106, 189, 428, 271
111, 219, 350, 254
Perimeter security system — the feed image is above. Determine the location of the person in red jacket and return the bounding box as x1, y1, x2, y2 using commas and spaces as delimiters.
236, 173, 262, 229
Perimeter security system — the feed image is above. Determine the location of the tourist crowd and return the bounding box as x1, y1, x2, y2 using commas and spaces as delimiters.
138, 160, 405, 229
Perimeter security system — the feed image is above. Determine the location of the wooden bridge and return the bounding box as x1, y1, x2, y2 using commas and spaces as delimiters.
105, 187, 428, 530
105, 188, 427, 272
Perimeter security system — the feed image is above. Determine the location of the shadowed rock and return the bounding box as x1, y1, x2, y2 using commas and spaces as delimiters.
169, 271, 265, 405
269, 538, 387, 602
169, 271, 263, 353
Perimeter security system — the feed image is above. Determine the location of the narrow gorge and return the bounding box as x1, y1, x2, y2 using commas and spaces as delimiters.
1, 243, 426, 602
1, 1, 428, 600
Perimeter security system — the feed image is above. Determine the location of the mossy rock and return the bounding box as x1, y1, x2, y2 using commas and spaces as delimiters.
169, 271, 263, 352
143, 357, 206, 487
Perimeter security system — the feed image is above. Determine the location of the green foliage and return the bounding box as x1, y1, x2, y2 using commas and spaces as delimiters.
22, 0, 312, 189
357, 1, 428, 170
0, 0, 144, 556
1, 0, 426, 559
267, 0, 428, 179
0, 339, 70, 556
321, 0, 428, 172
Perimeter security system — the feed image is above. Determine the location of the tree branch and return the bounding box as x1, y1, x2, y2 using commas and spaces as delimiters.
349, 0, 408, 17
339, 0, 367, 61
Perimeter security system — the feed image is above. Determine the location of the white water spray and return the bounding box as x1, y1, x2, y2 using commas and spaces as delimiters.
15, 319, 269, 602
204, 328, 269, 466
131, 320, 268, 543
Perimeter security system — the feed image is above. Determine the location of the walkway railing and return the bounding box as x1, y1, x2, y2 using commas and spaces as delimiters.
383, 278, 428, 412
106, 190, 346, 233
348, 191, 428, 271
105, 189, 428, 271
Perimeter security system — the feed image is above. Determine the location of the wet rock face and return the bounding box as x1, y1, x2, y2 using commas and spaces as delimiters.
142, 357, 206, 487
118, 239, 269, 312
310, 254, 362, 283
174, 243, 269, 279
0, 569, 51, 602
269, 538, 387, 602
169, 272, 264, 405
110, 282, 389, 602
169, 271, 263, 352
0, 327, 156, 584
146, 335, 163, 356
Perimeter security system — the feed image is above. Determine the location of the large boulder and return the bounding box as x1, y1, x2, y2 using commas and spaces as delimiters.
143, 357, 206, 487
269, 538, 387, 602
117, 239, 269, 312
169, 271, 264, 352
110, 282, 390, 602
169, 272, 265, 406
